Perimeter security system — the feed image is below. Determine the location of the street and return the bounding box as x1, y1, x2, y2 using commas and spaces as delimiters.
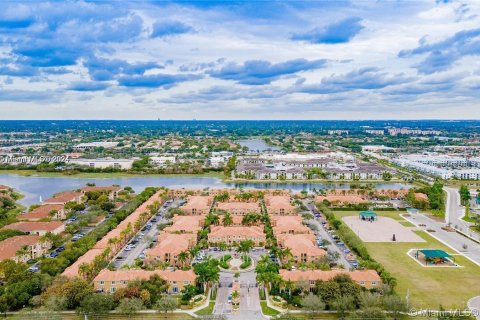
444, 187, 480, 242
305, 201, 354, 268
112, 199, 180, 268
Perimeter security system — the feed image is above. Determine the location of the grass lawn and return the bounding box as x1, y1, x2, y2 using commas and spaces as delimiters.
260, 301, 280, 316
366, 231, 480, 309
333, 210, 480, 309
194, 301, 215, 316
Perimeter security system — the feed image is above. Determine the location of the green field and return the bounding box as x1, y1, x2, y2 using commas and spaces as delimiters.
334, 210, 480, 309
260, 301, 280, 316
194, 301, 215, 316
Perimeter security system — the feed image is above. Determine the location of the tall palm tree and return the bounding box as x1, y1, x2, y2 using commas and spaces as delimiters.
223, 212, 233, 226
178, 251, 189, 268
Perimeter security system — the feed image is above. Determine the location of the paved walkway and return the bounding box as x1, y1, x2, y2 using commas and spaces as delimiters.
468, 296, 480, 320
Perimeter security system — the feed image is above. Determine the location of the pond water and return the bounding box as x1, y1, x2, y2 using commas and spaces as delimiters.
236, 139, 280, 152
0, 173, 412, 207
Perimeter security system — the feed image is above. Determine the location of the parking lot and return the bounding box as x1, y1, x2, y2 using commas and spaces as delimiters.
112, 199, 181, 268
305, 201, 358, 269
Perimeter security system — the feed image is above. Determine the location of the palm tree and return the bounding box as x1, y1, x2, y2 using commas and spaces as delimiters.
189, 246, 200, 260
278, 248, 293, 266
178, 251, 189, 269
78, 262, 93, 280
16, 245, 30, 261
237, 240, 254, 257
223, 212, 233, 226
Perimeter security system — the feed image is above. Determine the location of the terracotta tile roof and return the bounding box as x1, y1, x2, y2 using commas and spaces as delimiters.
216, 202, 261, 213
147, 233, 194, 256
63, 191, 165, 278
3, 221, 64, 232
280, 234, 325, 257
264, 195, 296, 210
316, 195, 367, 204
415, 193, 429, 201
164, 215, 205, 233
279, 269, 381, 283
44, 191, 82, 204
94, 269, 196, 283
181, 196, 212, 211
270, 215, 303, 227
21, 204, 64, 221
62, 248, 105, 278
0, 235, 41, 261
94, 191, 165, 249
81, 186, 122, 193
0, 185, 10, 191
209, 225, 265, 237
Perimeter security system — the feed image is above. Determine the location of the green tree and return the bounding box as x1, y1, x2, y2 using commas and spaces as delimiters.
116, 297, 144, 315
155, 295, 178, 313
331, 295, 356, 319
77, 294, 116, 315
459, 185, 470, 206
302, 293, 325, 312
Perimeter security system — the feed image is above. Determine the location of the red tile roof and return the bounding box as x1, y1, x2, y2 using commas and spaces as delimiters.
21, 204, 64, 221
0, 235, 41, 261
3, 221, 64, 233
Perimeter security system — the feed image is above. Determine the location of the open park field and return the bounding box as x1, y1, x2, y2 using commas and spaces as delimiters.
342, 216, 425, 242
336, 211, 480, 309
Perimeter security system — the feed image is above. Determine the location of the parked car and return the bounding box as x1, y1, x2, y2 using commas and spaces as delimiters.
28, 266, 40, 273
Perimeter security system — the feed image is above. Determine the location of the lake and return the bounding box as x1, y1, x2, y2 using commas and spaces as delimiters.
0, 173, 412, 207
236, 139, 280, 152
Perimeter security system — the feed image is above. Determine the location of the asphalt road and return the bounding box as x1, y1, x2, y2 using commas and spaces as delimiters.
113, 200, 179, 268
305, 201, 354, 268
403, 213, 480, 266
444, 187, 480, 242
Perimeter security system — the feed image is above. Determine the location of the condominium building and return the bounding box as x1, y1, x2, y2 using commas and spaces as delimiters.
93, 269, 196, 294
21, 204, 66, 221
208, 226, 266, 246
279, 269, 381, 290
0, 235, 51, 263
180, 196, 213, 215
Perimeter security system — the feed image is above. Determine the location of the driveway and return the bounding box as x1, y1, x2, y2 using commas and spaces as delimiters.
305, 202, 353, 268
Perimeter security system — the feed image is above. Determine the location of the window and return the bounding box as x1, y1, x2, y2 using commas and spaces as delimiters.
100, 281, 104, 285
371, 281, 377, 286
111, 287, 116, 293
111, 281, 116, 285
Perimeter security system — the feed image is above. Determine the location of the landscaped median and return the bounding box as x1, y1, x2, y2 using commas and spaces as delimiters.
321, 205, 480, 309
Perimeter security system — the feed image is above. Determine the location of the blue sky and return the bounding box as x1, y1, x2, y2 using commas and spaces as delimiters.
0, 0, 479, 119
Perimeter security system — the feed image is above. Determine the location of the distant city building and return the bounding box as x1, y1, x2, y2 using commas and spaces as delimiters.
387, 128, 441, 136
150, 156, 176, 167
365, 130, 385, 135
328, 130, 349, 135
393, 154, 480, 180
72, 142, 119, 150
69, 158, 134, 170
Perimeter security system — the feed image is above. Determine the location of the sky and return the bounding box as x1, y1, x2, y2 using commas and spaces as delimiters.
0, 0, 479, 120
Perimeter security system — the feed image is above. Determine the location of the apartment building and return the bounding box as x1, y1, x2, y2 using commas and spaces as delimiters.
145, 233, 196, 267
264, 195, 296, 215
208, 226, 266, 246
216, 201, 262, 215
277, 233, 326, 264
3, 221, 65, 236
279, 269, 381, 290
21, 204, 66, 221
0, 235, 51, 263
70, 158, 134, 170
43, 191, 83, 205
180, 196, 213, 215
93, 269, 196, 294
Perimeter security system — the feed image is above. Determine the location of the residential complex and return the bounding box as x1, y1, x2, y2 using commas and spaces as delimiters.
235, 152, 392, 180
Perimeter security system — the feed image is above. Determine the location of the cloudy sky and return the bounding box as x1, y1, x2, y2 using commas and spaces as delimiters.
0, 0, 479, 120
